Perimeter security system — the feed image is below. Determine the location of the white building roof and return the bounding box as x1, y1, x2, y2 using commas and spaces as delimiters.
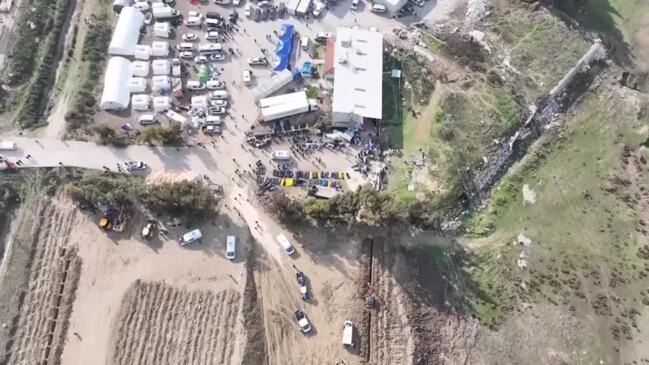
134, 45, 151, 60
151, 59, 170, 75
108, 7, 144, 56
128, 77, 147, 93
258, 91, 307, 109
131, 61, 149, 77
332, 27, 383, 123
100, 57, 132, 110
151, 41, 169, 57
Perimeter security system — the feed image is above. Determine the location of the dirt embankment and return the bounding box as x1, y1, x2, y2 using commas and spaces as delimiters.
0, 198, 81, 365
240, 240, 268, 365
109, 281, 241, 365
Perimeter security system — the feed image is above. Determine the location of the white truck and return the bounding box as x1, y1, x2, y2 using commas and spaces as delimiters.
0, 141, 17, 151
276, 234, 295, 256
258, 91, 318, 122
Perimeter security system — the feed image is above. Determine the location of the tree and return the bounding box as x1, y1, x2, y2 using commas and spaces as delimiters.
143, 181, 219, 221
139, 123, 183, 146
266, 190, 305, 224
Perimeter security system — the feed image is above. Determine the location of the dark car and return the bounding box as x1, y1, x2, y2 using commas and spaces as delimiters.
261, 7, 269, 20
253, 8, 261, 21
278, 2, 286, 17
205, 11, 225, 20
269, 6, 276, 19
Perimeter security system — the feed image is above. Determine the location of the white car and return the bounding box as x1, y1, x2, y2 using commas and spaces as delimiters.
350, 0, 359, 10
188, 10, 202, 18
194, 55, 208, 64
210, 99, 228, 107
209, 106, 227, 115
247, 57, 268, 66
124, 161, 148, 172
208, 53, 226, 61
206, 80, 226, 90
314, 32, 332, 42
294, 310, 312, 333
243, 69, 252, 85
245, 3, 252, 16
179, 51, 194, 59
205, 31, 221, 41
370, 3, 386, 12
232, 0, 241, 5
186, 81, 206, 90
312, 0, 325, 17
182, 33, 198, 42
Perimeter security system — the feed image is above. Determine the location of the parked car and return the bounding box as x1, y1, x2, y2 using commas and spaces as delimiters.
201, 124, 221, 135
350, 0, 359, 10
243, 69, 252, 84
178, 51, 194, 59
261, 7, 269, 20
194, 55, 208, 64
247, 57, 268, 66
312, 0, 325, 17
370, 3, 386, 12
301, 36, 309, 50
232, 0, 241, 5
229, 9, 238, 20
208, 53, 226, 61
253, 8, 261, 21
314, 32, 332, 42
186, 80, 206, 90
205, 31, 221, 40
184, 16, 202, 26
294, 310, 312, 333
226, 235, 236, 260
144, 12, 153, 24
206, 80, 226, 90
409, 0, 424, 7
209, 106, 227, 115
269, 6, 276, 19
245, 3, 252, 16
182, 33, 198, 42
124, 161, 149, 172
138, 114, 158, 126
259, 0, 272, 6
278, 2, 286, 16
210, 99, 229, 107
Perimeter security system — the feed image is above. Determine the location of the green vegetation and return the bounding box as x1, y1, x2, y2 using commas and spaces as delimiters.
6, 0, 73, 127
139, 123, 184, 146
142, 181, 220, 222
65, 6, 113, 134
94, 124, 130, 147
305, 85, 318, 99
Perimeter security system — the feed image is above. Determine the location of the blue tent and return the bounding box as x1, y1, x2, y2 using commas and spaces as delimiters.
273, 24, 294, 71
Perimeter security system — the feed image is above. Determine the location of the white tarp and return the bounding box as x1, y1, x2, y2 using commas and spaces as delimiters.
131, 94, 150, 111
250, 69, 294, 102
191, 95, 208, 110
151, 59, 170, 75
153, 96, 171, 112
150, 41, 169, 57
151, 75, 170, 91
134, 45, 151, 60
131, 61, 149, 77
128, 77, 147, 93
108, 7, 144, 56
153, 22, 171, 38
100, 57, 132, 110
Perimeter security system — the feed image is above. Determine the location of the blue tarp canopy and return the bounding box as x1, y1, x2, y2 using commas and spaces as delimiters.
273, 23, 294, 71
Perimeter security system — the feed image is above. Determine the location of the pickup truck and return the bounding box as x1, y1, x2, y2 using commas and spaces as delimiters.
294, 310, 312, 333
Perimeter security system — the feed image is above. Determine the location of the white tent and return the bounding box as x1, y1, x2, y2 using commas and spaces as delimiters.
154, 22, 171, 38
108, 7, 144, 56
151, 75, 171, 91
128, 77, 147, 93
150, 41, 169, 57
134, 45, 151, 60
151, 59, 170, 75
100, 57, 132, 110
131, 94, 150, 111
131, 61, 149, 77
153, 96, 171, 112
191, 95, 209, 110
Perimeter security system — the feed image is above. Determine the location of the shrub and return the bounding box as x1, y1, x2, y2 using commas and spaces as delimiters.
143, 181, 219, 221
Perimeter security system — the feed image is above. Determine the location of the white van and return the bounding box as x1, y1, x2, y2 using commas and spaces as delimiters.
137, 114, 157, 125
176, 42, 194, 51
226, 235, 236, 260
186, 80, 205, 90
206, 80, 225, 90
342, 321, 354, 346
300, 36, 309, 51
133, 2, 150, 11
0, 141, 16, 151
271, 150, 290, 160
184, 16, 202, 26
206, 115, 222, 125
370, 3, 386, 12
276, 234, 295, 256
209, 90, 228, 99
199, 43, 223, 53
179, 229, 202, 246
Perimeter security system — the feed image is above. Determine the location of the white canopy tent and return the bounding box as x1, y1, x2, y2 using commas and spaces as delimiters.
131, 94, 150, 111
191, 95, 209, 111
151, 41, 169, 57
134, 45, 151, 60
128, 77, 147, 93
108, 7, 144, 56
250, 69, 294, 102
100, 57, 132, 110
131, 61, 149, 77
153, 96, 171, 112
151, 59, 170, 75
151, 75, 171, 91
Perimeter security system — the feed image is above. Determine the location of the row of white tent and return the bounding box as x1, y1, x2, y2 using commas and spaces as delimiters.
132, 59, 172, 77
102, 57, 175, 110
134, 42, 170, 60
127, 76, 172, 93
132, 95, 172, 112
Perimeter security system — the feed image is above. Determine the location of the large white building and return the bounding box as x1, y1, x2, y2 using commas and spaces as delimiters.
108, 7, 144, 56
331, 27, 383, 128
100, 57, 132, 110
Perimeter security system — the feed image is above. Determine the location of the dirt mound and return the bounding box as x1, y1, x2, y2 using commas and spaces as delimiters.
109, 281, 241, 365
1, 198, 81, 365
241, 242, 268, 365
